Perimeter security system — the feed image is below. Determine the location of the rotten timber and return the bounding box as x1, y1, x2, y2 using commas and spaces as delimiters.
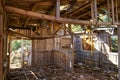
5, 6, 120, 26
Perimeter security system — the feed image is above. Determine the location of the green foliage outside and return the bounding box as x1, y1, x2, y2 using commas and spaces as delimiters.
11, 40, 31, 51
99, 8, 112, 22
111, 36, 118, 52
71, 24, 82, 32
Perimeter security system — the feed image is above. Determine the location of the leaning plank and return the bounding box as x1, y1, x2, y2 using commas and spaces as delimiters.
5, 6, 118, 26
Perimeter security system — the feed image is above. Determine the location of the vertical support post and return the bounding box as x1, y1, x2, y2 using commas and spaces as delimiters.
94, 0, 97, 23
56, 0, 60, 19
90, 30, 94, 55
21, 38, 24, 67
32, 40, 34, 65
68, 24, 74, 72
91, 0, 94, 22
111, 0, 115, 24
63, 23, 66, 35
107, 0, 111, 22
0, 0, 3, 79
118, 26, 120, 80
51, 22, 54, 35
115, 0, 118, 22
7, 38, 11, 70
91, 0, 97, 23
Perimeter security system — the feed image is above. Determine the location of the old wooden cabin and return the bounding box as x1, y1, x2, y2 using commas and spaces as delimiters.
0, 0, 120, 80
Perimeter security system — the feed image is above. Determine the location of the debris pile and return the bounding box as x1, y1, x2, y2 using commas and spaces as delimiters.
7, 64, 118, 80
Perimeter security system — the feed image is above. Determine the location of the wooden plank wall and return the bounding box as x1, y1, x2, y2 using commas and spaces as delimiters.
32, 51, 53, 65
32, 39, 54, 65
74, 32, 118, 70
54, 37, 61, 50
17, 25, 54, 38
53, 50, 74, 71
32, 38, 74, 71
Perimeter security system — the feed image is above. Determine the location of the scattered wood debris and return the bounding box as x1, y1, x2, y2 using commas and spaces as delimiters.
7, 64, 118, 80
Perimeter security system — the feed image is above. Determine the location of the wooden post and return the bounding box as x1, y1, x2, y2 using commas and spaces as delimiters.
68, 24, 74, 72
91, 0, 94, 22
63, 23, 66, 35
21, 38, 24, 67
0, 0, 3, 79
118, 26, 120, 80
94, 0, 97, 23
7, 37, 11, 70
115, 0, 118, 22
107, 0, 111, 22
56, 0, 60, 19
111, 0, 115, 24
91, 0, 97, 23
50, 22, 54, 35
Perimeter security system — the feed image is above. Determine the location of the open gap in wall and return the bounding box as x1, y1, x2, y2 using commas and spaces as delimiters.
109, 35, 118, 65
10, 39, 32, 69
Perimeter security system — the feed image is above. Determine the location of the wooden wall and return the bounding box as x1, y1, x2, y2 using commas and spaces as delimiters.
74, 32, 117, 71
32, 38, 74, 71
32, 51, 53, 65
53, 50, 74, 71
32, 39, 54, 65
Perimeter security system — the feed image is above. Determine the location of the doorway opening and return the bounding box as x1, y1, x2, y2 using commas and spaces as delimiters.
10, 39, 32, 69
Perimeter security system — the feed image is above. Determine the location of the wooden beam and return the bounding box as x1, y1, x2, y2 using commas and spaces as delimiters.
8, 26, 31, 30
77, 11, 91, 19
24, 4, 38, 27
53, 27, 61, 35
76, 1, 106, 20
5, 6, 120, 26
118, 26, 120, 80
70, 3, 91, 16
56, 0, 60, 19
61, 1, 91, 17
8, 0, 69, 6
8, 30, 32, 39
8, 0, 42, 2
6, 1, 53, 6
54, 23, 75, 35
35, 2, 53, 6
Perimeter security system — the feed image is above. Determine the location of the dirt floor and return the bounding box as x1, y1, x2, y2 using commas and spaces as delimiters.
7, 64, 118, 80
